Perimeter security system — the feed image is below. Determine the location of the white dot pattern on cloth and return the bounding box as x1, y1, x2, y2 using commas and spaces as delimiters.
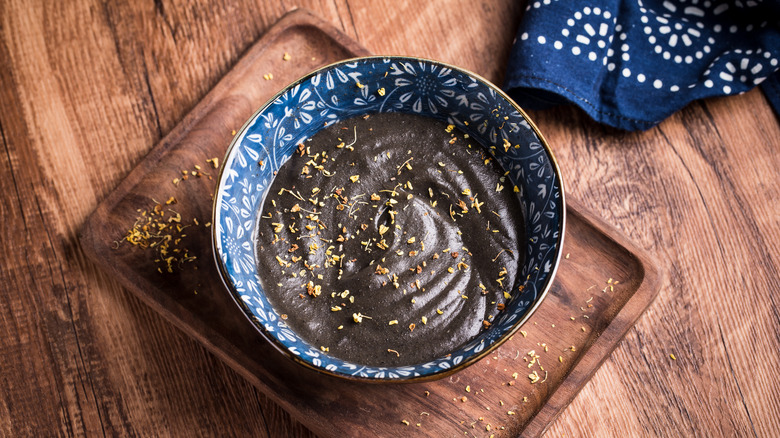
522, 0, 778, 93
508, 0, 780, 130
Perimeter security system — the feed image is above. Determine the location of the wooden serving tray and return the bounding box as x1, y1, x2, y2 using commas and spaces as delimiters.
80, 10, 663, 437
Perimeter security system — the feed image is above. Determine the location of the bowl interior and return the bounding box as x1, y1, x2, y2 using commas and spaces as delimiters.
213, 57, 564, 380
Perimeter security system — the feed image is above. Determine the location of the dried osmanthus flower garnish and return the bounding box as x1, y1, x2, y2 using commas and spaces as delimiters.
117, 157, 217, 274
119, 197, 202, 273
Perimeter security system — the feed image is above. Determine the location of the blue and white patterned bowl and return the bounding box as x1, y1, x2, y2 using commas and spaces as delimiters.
212, 56, 565, 381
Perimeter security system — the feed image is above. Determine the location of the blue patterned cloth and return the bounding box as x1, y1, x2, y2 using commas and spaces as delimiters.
504, 1, 780, 131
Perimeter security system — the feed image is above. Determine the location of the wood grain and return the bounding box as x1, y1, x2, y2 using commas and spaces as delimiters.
78, 11, 662, 437
1, 0, 778, 437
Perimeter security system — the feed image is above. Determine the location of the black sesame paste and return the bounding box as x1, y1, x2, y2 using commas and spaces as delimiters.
255, 112, 525, 367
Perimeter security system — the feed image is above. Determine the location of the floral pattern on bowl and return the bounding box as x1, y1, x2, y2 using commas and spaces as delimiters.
212, 56, 565, 381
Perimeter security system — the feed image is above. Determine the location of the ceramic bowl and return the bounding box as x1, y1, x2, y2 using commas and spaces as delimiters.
212, 56, 565, 381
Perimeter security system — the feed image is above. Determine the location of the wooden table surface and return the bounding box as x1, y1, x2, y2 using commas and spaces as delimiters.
1, 1, 778, 437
